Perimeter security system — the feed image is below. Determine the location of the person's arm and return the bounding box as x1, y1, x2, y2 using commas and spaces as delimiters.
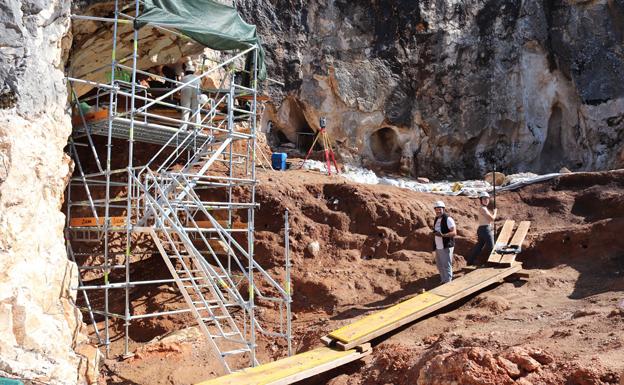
442, 226, 457, 238
481, 206, 497, 221
442, 217, 457, 238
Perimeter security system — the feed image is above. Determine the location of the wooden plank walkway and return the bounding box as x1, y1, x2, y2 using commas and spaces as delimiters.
196, 345, 371, 385
325, 263, 522, 350
198, 263, 523, 385
69, 216, 126, 227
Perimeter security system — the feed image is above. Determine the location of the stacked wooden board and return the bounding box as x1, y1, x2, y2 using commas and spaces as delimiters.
487, 220, 531, 265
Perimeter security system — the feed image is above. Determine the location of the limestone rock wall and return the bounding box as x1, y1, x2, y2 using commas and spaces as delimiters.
239, 0, 624, 178
68, 1, 206, 97
0, 0, 97, 383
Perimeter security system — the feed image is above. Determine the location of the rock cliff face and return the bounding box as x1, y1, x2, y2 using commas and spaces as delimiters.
0, 0, 97, 383
238, 0, 624, 178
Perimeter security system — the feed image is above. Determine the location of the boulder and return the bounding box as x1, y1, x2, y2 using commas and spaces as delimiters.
502, 347, 542, 372
306, 241, 321, 257
484, 172, 507, 187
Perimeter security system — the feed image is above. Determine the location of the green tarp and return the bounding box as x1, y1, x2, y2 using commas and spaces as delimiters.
137, 0, 266, 80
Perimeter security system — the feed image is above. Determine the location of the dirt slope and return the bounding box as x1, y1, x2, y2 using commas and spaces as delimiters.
100, 169, 624, 385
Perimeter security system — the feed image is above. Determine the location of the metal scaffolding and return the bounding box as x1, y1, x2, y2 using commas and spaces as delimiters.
65, 0, 291, 374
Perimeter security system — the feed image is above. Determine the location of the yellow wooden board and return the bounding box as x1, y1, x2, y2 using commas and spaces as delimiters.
499, 221, 531, 265
196, 346, 367, 385
69, 216, 126, 227
508, 221, 531, 247
487, 220, 516, 263
195, 220, 248, 229
328, 292, 445, 344
428, 264, 521, 297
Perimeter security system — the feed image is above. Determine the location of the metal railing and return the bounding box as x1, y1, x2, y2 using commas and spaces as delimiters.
65, 3, 291, 372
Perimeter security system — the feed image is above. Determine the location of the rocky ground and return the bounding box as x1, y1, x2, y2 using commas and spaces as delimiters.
92, 166, 624, 385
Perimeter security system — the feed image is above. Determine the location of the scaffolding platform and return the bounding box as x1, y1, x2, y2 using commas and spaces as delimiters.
73, 116, 214, 147
67, 1, 291, 372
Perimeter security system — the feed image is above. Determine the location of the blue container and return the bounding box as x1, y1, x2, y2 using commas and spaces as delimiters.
0, 378, 24, 385
271, 152, 287, 170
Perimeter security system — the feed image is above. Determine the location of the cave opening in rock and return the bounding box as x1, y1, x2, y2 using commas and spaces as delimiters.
540, 104, 565, 173
295, 121, 321, 152
369, 127, 402, 163
267, 98, 321, 152
274, 129, 290, 145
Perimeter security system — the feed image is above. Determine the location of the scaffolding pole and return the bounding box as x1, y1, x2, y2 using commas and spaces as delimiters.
66, 5, 290, 373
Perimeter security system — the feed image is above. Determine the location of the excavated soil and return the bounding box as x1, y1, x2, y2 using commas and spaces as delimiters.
97, 168, 624, 385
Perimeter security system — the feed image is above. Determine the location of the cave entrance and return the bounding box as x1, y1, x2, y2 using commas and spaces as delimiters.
540, 104, 565, 173
267, 98, 320, 153
369, 127, 402, 163
295, 123, 320, 152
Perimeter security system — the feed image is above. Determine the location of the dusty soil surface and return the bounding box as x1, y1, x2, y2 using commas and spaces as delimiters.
96, 168, 624, 385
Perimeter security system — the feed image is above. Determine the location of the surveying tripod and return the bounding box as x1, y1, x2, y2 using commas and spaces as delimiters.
300, 117, 340, 175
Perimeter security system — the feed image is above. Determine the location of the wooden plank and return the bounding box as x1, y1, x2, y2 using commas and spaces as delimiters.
236, 94, 271, 102
428, 265, 515, 297
498, 221, 531, 265
507, 221, 531, 247
68, 217, 244, 230
510, 270, 531, 279
195, 220, 248, 229
327, 263, 522, 350
487, 220, 516, 263
195, 345, 370, 385
69, 216, 126, 227
328, 292, 445, 344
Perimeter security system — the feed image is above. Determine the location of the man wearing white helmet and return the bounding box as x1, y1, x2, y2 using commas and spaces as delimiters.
466, 191, 497, 265
180, 60, 200, 131
432, 200, 457, 283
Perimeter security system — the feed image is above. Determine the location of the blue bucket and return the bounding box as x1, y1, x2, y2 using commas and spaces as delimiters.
271, 153, 287, 170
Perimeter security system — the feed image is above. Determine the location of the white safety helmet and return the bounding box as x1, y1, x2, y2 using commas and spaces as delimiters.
183, 61, 196, 73
478, 191, 490, 198
434, 200, 446, 209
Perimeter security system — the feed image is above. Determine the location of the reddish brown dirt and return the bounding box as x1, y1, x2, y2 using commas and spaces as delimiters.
97, 168, 624, 385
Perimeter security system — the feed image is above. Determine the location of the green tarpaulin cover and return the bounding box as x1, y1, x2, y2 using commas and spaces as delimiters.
137, 0, 266, 80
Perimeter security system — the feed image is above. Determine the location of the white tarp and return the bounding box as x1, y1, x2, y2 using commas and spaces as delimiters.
300, 160, 562, 197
